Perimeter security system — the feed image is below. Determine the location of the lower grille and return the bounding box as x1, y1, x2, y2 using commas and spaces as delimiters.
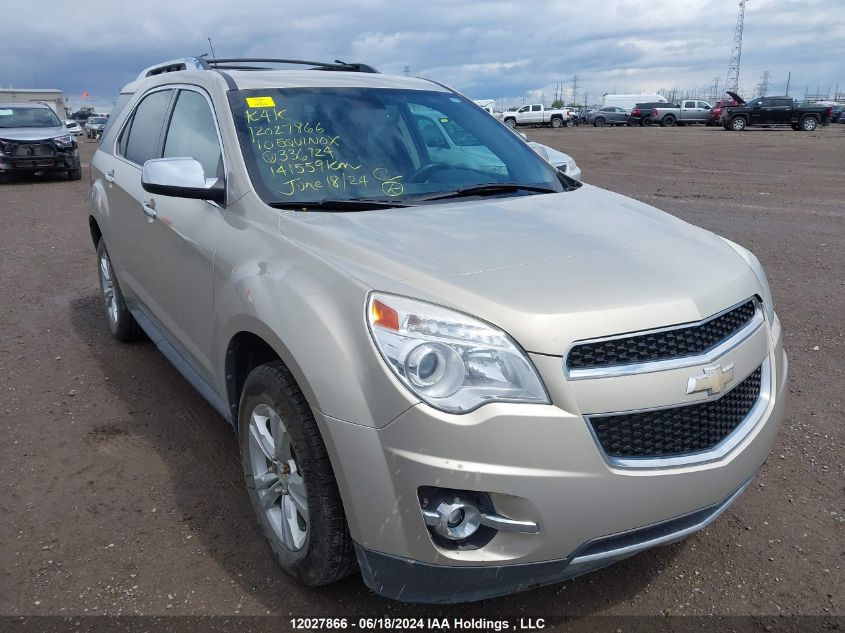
588, 365, 763, 458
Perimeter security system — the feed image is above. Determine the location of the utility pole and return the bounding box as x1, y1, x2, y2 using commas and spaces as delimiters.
571, 74, 579, 107
725, 0, 747, 94
712, 77, 721, 101
785, 71, 791, 96
403, 65, 410, 77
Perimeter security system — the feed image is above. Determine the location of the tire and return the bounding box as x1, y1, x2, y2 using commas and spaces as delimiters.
550, 117, 562, 128
96, 239, 142, 341
661, 115, 676, 127
593, 117, 605, 127
565, 118, 574, 127
504, 118, 516, 129
800, 116, 818, 131
239, 362, 357, 586
68, 169, 82, 180
730, 117, 747, 131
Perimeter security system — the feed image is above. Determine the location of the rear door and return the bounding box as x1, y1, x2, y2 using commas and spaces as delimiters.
527, 104, 543, 124
771, 98, 792, 124
106, 88, 175, 304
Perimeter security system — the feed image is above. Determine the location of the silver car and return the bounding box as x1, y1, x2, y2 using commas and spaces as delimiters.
89, 57, 787, 603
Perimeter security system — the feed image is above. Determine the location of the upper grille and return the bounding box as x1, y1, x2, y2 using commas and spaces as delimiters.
13, 142, 53, 157
588, 365, 762, 458
567, 300, 756, 371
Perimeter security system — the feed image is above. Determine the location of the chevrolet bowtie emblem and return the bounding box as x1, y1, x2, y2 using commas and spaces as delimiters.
686, 364, 735, 396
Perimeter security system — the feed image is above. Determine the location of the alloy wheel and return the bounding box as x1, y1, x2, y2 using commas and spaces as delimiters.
247, 403, 309, 551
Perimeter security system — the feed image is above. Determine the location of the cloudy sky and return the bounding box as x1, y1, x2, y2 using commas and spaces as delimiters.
2, 0, 843, 112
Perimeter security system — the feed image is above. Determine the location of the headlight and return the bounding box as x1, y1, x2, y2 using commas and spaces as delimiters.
367, 293, 549, 414
54, 134, 75, 147
720, 237, 775, 321
566, 159, 577, 173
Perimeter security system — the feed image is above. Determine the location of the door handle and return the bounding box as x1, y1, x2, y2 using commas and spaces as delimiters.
104, 169, 115, 183
142, 199, 157, 220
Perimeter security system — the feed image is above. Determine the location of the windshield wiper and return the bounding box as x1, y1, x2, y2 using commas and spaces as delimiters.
268, 199, 410, 212
412, 183, 557, 202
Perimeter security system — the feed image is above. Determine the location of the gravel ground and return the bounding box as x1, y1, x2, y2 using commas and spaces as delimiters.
0, 125, 843, 627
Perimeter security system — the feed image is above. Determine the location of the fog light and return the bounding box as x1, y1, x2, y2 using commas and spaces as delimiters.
427, 500, 482, 541
420, 487, 540, 549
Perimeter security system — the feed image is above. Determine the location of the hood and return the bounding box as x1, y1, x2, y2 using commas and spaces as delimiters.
278, 185, 761, 355
0, 125, 66, 142
726, 91, 745, 105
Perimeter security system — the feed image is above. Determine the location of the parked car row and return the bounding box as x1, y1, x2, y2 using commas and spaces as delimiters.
578, 92, 835, 132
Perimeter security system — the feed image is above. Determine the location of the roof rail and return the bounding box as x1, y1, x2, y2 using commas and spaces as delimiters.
206, 58, 380, 73
136, 57, 209, 80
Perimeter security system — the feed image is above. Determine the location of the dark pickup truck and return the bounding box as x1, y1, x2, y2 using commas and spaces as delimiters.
722, 91, 832, 131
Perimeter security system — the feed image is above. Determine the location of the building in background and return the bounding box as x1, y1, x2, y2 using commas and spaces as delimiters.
0, 89, 67, 118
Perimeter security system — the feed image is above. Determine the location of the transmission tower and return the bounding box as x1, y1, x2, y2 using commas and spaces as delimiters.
755, 70, 771, 97
725, 0, 747, 94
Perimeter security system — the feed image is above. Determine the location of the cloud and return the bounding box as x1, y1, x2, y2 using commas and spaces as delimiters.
1, 0, 842, 112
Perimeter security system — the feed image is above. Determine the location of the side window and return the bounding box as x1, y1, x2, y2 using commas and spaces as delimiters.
122, 89, 173, 166
775, 98, 791, 107
163, 90, 223, 179
762, 98, 775, 107
531, 105, 541, 112
684, 101, 696, 108
415, 116, 449, 149
697, 101, 710, 109
518, 106, 528, 113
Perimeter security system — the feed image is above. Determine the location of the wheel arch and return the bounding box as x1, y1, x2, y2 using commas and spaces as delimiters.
89, 216, 102, 249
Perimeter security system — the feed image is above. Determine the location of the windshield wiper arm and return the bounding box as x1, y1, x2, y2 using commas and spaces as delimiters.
413, 183, 557, 202
268, 199, 410, 212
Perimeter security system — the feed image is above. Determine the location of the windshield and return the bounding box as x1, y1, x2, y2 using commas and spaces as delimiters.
0, 106, 62, 128
229, 87, 566, 206
89, 117, 107, 124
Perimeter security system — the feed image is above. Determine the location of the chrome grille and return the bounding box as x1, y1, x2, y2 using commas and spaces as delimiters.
567, 300, 756, 371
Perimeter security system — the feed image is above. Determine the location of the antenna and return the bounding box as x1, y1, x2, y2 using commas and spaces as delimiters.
208, 37, 218, 60
725, 0, 747, 94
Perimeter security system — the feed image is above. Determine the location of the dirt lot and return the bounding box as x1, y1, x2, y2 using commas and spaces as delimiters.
1, 125, 843, 625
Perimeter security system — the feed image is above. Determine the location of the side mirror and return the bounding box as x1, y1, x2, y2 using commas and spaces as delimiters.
142, 157, 225, 204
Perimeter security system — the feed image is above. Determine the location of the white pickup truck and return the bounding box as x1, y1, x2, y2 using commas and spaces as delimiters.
502, 104, 573, 129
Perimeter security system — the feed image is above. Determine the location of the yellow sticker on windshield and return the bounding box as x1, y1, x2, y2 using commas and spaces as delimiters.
246, 96, 276, 108
439, 117, 449, 123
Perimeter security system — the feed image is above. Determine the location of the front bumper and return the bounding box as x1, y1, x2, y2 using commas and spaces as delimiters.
320, 316, 787, 602
0, 143, 79, 174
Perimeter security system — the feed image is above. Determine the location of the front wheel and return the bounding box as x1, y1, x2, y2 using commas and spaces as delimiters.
800, 116, 818, 131
504, 118, 516, 129
239, 362, 357, 586
593, 117, 605, 127
550, 117, 562, 128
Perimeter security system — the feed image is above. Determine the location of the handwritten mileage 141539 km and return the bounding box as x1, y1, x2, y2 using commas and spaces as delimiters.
244, 108, 403, 198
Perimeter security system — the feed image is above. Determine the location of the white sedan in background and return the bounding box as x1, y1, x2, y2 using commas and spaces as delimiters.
528, 141, 582, 180
64, 120, 83, 136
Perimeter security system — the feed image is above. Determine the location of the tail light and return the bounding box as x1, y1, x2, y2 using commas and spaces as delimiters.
827, 107, 833, 117
632, 108, 641, 116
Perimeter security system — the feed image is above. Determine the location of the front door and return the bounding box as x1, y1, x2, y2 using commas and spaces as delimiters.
137, 88, 226, 382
